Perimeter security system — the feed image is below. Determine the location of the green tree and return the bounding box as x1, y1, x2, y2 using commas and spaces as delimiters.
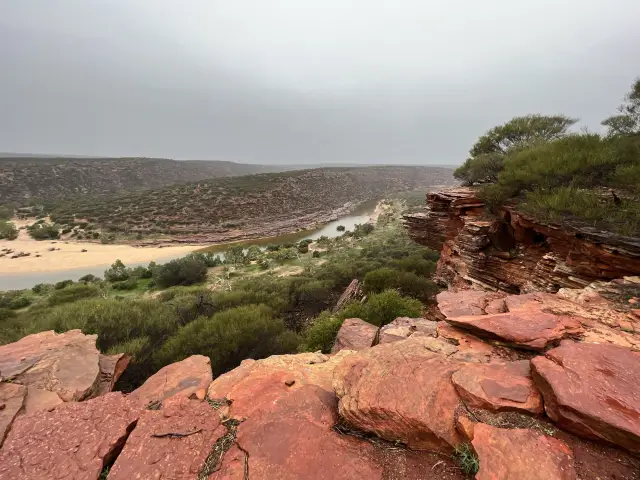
0, 206, 12, 220
104, 260, 131, 282
455, 114, 577, 185
602, 77, 640, 136
152, 256, 207, 288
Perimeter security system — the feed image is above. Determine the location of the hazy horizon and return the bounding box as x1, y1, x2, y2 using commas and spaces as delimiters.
1, 1, 639, 165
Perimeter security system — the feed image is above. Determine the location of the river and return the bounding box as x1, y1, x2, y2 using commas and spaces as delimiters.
0, 201, 378, 291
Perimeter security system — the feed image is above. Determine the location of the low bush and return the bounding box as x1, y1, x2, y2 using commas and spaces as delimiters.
104, 260, 131, 282
152, 256, 207, 288
154, 305, 299, 377
299, 311, 344, 353
27, 222, 60, 240
32, 283, 54, 294
0, 221, 18, 240
0, 291, 32, 310
338, 290, 422, 327
48, 284, 101, 306
54, 279, 74, 290
111, 278, 139, 291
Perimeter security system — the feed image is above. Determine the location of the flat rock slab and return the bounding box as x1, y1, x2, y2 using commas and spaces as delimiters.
0, 392, 139, 480
109, 396, 225, 479
129, 354, 213, 407
436, 290, 507, 317
472, 424, 577, 480
333, 336, 464, 452
0, 383, 26, 447
445, 311, 583, 350
331, 318, 378, 353
531, 341, 640, 453
0, 330, 102, 409
378, 317, 438, 344
213, 385, 382, 480
452, 360, 542, 414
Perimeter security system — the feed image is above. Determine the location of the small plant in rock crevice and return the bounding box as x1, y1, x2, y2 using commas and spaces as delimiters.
453, 443, 480, 477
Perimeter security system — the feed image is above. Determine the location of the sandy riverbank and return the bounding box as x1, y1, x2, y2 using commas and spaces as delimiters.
0, 238, 201, 274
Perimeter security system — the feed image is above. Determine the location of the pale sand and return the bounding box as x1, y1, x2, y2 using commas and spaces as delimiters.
0, 238, 200, 274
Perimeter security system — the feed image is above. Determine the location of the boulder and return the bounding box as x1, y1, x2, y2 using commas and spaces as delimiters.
436, 323, 511, 363
378, 317, 437, 344
331, 318, 377, 353
0, 383, 25, 447
444, 310, 583, 350
214, 385, 383, 480
108, 396, 226, 479
0, 392, 139, 480
472, 424, 577, 480
0, 330, 127, 414
531, 341, 640, 453
129, 355, 212, 407
333, 336, 464, 451
451, 360, 542, 415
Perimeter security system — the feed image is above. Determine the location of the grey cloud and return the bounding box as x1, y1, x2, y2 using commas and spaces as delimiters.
1, 0, 639, 165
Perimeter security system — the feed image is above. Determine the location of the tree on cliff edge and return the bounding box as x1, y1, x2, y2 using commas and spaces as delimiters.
455, 114, 577, 185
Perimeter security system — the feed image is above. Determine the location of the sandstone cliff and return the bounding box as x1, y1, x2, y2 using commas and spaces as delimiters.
404, 187, 640, 293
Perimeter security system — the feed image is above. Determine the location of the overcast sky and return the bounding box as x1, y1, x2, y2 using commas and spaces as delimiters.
1, 1, 639, 165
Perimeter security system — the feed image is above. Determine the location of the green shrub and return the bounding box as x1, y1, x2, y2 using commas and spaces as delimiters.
32, 283, 54, 294
27, 222, 60, 240
104, 260, 131, 282
48, 284, 101, 306
297, 244, 309, 254
78, 274, 99, 283
54, 279, 74, 290
152, 256, 208, 287
0, 291, 32, 310
339, 290, 422, 327
0, 206, 12, 220
0, 221, 18, 240
111, 278, 139, 291
154, 305, 299, 377
363, 267, 399, 294
299, 311, 344, 353
336, 225, 346, 232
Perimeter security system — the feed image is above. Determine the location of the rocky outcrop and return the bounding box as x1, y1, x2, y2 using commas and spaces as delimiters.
404, 188, 640, 293
451, 360, 543, 415
0, 330, 128, 415
471, 424, 577, 480
331, 318, 378, 353
0, 282, 639, 479
531, 341, 640, 454
332, 279, 363, 313
0, 392, 139, 480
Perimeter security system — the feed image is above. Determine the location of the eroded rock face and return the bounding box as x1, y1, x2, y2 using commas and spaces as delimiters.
331, 318, 378, 353
0, 330, 127, 414
129, 354, 213, 407
452, 360, 542, 415
0, 392, 139, 480
531, 341, 640, 453
472, 424, 577, 480
109, 396, 225, 480
404, 188, 640, 293
333, 336, 464, 451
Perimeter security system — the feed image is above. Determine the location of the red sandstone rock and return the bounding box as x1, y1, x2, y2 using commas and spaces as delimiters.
0, 330, 101, 408
445, 310, 583, 350
436, 323, 506, 363
455, 415, 476, 442
109, 396, 225, 480
215, 385, 383, 480
96, 353, 130, 396
0, 383, 25, 447
207, 351, 352, 420
531, 341, 640, 453
129, 354, 213, 407
0, 392, 139, 480
332, 279, 363, 313
331, 318, 378, 353
436, 290, 507, 317
378, 317, 437, 344
333, 336, 464, 451
472, 424, 577, 480
451, 360, 542, 414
